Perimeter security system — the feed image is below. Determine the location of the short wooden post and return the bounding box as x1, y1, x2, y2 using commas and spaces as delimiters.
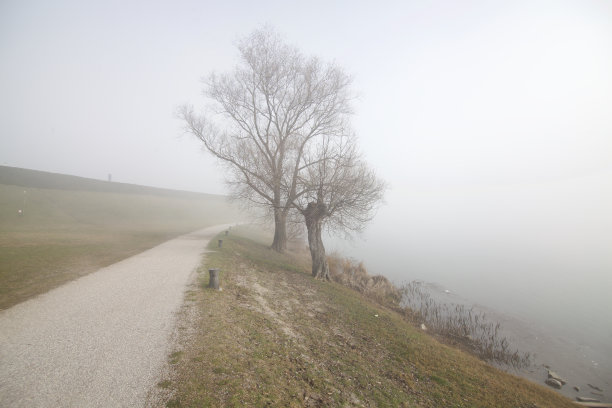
218, 239, 223, 248
225, 230, 229, 236
208, 268, 220, 290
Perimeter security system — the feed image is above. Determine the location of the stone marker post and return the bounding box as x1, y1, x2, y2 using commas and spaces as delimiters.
208, 268, 220, 290
218, 239, 223, 248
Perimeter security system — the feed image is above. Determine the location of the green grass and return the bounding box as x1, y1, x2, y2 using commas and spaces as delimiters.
0, 177, 242, 309
159, 231, 576, 408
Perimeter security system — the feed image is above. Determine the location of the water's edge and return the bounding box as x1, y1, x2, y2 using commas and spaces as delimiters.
420, 282, 612, 402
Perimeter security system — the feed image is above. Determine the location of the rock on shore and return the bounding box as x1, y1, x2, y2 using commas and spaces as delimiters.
547, 369, 567, 385
577, 397, 600, 402
545, 378, 563, 389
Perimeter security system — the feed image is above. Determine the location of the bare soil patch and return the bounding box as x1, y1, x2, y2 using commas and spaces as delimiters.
156, 232, 576, 408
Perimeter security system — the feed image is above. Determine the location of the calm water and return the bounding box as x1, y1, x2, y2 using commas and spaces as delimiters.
329, 175, 612, 401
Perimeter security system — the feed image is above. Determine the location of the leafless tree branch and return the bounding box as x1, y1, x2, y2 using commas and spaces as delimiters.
179, 26, 355, 252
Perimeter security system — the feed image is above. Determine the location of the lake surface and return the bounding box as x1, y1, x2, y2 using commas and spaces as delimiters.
329, 175, 612, 401
422, 282, 612, 402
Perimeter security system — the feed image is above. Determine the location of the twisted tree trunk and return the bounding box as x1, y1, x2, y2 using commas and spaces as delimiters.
303, 202, 329, 280
271, 209, 287, 252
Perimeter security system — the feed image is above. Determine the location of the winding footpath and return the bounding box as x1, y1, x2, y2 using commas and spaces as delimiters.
0, 225, 228, 407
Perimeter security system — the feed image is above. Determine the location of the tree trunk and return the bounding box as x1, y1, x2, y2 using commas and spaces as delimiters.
271, 209, 287, 252
304, 202, 329, 280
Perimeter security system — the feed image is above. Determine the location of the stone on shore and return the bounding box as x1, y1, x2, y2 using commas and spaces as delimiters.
547, 369, 567, 385
577, 397, 600, 403
588, 384, 604, 392
545, 378, 563, 389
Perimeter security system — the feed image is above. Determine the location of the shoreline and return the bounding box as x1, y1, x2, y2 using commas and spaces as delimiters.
421, 282, 612, 402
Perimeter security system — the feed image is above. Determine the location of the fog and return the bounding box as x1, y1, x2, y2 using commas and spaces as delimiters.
329, 169, 612, 398
2, 0, 611, 393
331, 172, 612, 341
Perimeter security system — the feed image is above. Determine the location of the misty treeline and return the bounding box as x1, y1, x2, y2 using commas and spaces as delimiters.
180, 26, 385, 279
327, 254, 531, 369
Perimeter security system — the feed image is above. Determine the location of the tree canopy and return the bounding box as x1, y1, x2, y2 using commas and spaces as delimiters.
180, 27, 354, 252
293, 133, 386, 279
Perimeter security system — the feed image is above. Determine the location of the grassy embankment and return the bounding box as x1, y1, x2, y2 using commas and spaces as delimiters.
157, 228, 575, 408
0, 166, 242, 310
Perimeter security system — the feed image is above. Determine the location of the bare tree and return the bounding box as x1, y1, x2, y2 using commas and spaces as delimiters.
293, 134, 386, 279
180, 27, 353, 252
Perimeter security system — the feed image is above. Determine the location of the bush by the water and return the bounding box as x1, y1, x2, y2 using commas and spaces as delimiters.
400, 281, 531, 368
328, 253, 400, 307
327, 253, 531, 369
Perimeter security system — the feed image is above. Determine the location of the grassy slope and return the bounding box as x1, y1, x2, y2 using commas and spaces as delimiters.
0, 168, 242, 309
0, 165, 213, 198
159, 230, 575, 408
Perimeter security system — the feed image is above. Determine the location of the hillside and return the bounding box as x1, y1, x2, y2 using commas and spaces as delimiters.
154, 229, 576, 408
0, 165, 213, 199
0, 166, 242, 310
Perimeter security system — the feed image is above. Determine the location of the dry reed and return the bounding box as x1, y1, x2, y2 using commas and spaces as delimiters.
327, 253, 531, 369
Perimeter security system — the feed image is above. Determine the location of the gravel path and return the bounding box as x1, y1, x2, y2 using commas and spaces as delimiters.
0, 225, 228, 407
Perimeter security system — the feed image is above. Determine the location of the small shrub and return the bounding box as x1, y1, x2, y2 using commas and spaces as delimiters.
399, 281, 531, 369
328, 253, 400, 307
327, 253, 531, 369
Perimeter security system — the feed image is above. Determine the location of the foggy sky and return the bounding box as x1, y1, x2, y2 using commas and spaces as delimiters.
2, 0, 611, 194
2, 1, 612, 293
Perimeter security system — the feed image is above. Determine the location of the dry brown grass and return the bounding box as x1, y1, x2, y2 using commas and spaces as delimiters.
399, 281, 532, 368
328, 253, 531, 370
0, 183, 241, 309
158, 233, 576, 408
328, 253, 401, 307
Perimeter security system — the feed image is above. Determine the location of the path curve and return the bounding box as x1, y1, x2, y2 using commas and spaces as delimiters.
0, 225, 229, 407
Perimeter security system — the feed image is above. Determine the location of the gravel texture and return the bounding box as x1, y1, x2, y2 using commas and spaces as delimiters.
0, 225, 228, 407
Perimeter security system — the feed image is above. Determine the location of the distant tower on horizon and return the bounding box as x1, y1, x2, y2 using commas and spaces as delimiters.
108, 173, 112, 182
